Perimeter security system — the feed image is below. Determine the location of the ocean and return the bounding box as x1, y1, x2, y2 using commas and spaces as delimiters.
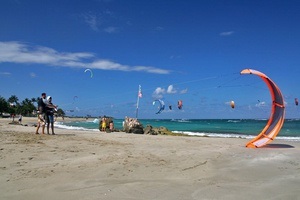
55, 118, 300, 141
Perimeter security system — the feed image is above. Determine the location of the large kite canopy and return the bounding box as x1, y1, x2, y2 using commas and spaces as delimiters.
241, 69, 285, 148
84, 68, 93, 78
153, 99, 165, 114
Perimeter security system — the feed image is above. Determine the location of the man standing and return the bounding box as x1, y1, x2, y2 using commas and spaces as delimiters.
45, 96, 56, 135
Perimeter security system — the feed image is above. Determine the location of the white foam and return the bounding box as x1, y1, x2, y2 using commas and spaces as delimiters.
54, 122, 99, 132
172, 131, 300, 141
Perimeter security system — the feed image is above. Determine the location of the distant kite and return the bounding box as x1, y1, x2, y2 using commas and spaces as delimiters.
73, 96, 78, 104
230, 101, 235, 109
153, 99, 165, 114
295, 98, 298, 106
241, 69, 285, 148
178, 100, 183, 109
169, 105, 172, 110
84, 68, 93, 78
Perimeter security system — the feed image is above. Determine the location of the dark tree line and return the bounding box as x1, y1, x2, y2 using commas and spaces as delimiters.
0, 95, 65, 117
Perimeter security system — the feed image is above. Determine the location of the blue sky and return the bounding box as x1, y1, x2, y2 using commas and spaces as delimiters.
1, 0, 300, 119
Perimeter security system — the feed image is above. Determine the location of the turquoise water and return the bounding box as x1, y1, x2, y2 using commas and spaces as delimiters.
55, 118, 300, 140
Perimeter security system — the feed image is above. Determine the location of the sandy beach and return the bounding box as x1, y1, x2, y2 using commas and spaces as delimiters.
0, 117, 299, 200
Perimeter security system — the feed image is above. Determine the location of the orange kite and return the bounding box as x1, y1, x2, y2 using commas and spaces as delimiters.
241, 69, 285, 148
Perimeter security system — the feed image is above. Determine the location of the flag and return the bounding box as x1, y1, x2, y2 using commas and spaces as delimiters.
138, 85, 142, 98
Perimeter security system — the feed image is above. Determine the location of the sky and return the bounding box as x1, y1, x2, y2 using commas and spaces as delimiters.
1, 0, 300, 119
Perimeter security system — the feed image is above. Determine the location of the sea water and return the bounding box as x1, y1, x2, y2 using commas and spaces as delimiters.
55, 118, 300, 141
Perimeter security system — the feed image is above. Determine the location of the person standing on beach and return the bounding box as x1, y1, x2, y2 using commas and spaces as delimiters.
35, 92, 47, 134
101, 117, 106, 132
45, 96, 57, 135
18, 114, 22, 124
35, 110, 46, 134
109, 120, 114, 131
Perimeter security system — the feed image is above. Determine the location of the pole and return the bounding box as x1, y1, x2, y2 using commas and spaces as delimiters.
136, 95, 140, 118
136, 85, 141, 119
135, 85, 141, 118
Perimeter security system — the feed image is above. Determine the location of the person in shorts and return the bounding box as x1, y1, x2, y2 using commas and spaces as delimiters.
35, 110, 46, 134
35, 93, 47, 134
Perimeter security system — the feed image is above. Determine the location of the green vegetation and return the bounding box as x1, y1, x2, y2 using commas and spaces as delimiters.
0, 95, 65, 117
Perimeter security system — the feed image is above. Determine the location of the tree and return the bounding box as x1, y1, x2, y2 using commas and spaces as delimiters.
56, 108, 65, 117
8, 95, 19, 106
19, 98, 36, 116
31, 97, 37, 103
0, 96, 9, 113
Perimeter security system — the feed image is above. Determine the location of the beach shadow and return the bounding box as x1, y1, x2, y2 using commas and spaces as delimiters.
57, 134, 76, 136
263, 144, 295, 149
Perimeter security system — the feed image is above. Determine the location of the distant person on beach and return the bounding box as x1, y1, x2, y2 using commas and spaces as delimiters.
36, 93, 47, 134
109, 120, 114, 131
18, 114, 22, 124
38, 93, 47, 114
101, 117, 106, 132
35, 110, 46, 134
35, 92, 57, 134
45, 96, 57, 135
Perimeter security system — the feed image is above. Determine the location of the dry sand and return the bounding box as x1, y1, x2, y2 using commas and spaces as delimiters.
0, 117, 299, 200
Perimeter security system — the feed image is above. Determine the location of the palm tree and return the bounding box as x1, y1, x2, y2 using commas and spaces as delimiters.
31, 97, 37, 103
19, 98, 36, 116
8, 95, 19, 106
0, 96, 9, 113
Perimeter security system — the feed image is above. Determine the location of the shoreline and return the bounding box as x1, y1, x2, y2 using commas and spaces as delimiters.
1, 117, 300, 199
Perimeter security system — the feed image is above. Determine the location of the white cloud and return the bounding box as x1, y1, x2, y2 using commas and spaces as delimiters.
0, 72, 11, 76
219, 31, 234, 36
180, 88, 188, 94
167, 85, 177, 94
152, 87, 165, 99
104, 26, 118, 33
155, 26, 164, 31
30, 72, 36, 78
82, 11, 119, 34
84, 14, 100, 31
153, 85, 188, 98
255, 101, 266, 107
0, 41, 171, 74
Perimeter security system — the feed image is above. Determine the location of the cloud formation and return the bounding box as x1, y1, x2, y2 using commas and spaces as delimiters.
152, 87, 166, 99
0, 72, 11, 76
82, 10, 120, 34
0, 41, 170, 74
152, 85, 188, 98
219, 31, 234, 36
167, 85, 177, 94
255, 101, 266, 107
30, 72, 36, 78
84, 14, 100, 31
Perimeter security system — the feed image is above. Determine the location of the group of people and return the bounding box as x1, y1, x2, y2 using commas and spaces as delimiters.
35, 92, 57, 135
100, 116, 114, 132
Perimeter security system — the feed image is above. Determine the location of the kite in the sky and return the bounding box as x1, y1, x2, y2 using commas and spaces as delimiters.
153, 99, 165, 114
295, 98, 298, 106
73, 96, 78, 104
84, 68, 93, 78
178, 100, 183, 109
230, 100, 235, 108
241, 69, 285, 148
